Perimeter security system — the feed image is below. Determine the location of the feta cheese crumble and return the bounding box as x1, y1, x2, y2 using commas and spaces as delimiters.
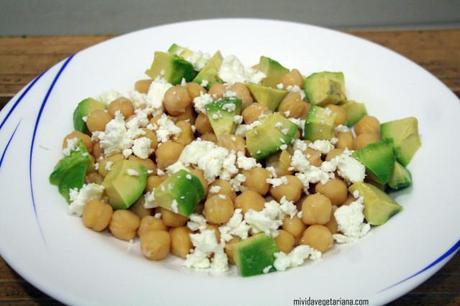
219, 209, 250, 242
146, 77, 172, 109
274, 245, 322, 271
126, 168, 139, 176
62, 137, 79, 156
186, 50, 210, 71
266, 176, 288, 187
68, 184, 104, 216
333, 196, 370, 243
185, 230, 229, 273
132, 137, 152, 159
308, 139, 335, 154
193, 92, 214, 113
218, 55, 265, 84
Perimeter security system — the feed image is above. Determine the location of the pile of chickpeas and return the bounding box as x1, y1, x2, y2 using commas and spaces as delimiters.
62, 65, 383, 265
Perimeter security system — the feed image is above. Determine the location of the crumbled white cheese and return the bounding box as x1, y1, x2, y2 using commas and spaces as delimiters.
146, 77, 172, 109
236, 151, 260, 170
81, 116, 88, 122
276, 83, 284, 89
68, 183, 104, 216
308, 140, 334, 154
263, 265, 273, 274
185, 230, 229, 273
233, 115, 243, 124
335, 124, 350, 133
154, 212, 162, 219
98, 90, 123, 105
274, 245, 322, 271
266, 166, 277, 178
126, 168, 139, 176
132, 137, 152, 159
333, 196, 370, 243
218, 55, 266, 84
286, 85, 306, 100
219, 208, 250, 242
279, 196, 298, 218
104, 161, 113, 172
337, 155, 366, 183
200, 79, 209, 87
245, 200, 285, 237
143, 191, 157, 209
92, 111, 132, 156
155, 114, 181, 143
293, 139, 308, 152
291, 149, 331, 190
229, 173, 246, 192
223, 90, 237, 98
171, 200, 179, 213
186, 51, 210, 71
94, 162, 99, 170
209, 185, 221, 194
187, 214, 208, 232
193, 92, 214, 113
62, 137, 79, 156
266, 176, 288, 187
289, 118, 306, 131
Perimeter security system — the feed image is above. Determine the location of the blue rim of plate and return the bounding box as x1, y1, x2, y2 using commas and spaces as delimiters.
0, 30, 458, 302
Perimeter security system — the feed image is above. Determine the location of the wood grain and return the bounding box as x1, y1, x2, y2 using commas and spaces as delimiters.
0, 30, 459, 305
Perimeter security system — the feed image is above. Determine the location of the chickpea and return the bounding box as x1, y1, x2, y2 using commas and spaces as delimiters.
129, 197, 152, 218
155, 141, 184, 169
301, 193, 332, 225
278, 92, 309, 119
82, 200, 113, 232
186, 82, 206, 99
326, 105, 347, 125
209, 179, 236, 201
201, 132, 217, 143
170, 226, 192, 258
228, 83, 253, 109
208, 83, 225, 99
171, 105, 196, 124
141, 128, 158, 151
325, 208, 338, 234
86, 110, 112, 132
128, 156, 156, 173
138, 215, 167, 236
326, 148, 344, 161
85, 172, 103, 184
108, 97, 135, 118
235, 190, 265, 213
187, 167, 208, 195
242, 103, 270, 124
135, 79, 152, 93
306, 148, 322, 167
270, 175, 303, 202
62, 131, 93, 153
266, 150, 292, 176
109, 210, 140, 241
355, 133, 380, 150
204, 194, 234, 225
280, 69, 304, 89
300, 225, 333, 252
218, 135, 245, 153
98, 154, 124, 176
282, 216, 306, 241
206, 224, 221, 242
160, 207, 188, 227
146, 175, 167, 192
354, 115, 380, 135
315, 179, 348, 206
225, 237, 241, 264
336, 131, 354, 149
92, 142, 103, 160
243, 168, 270, 195
140, 230, 171, 260
195, 112, 212, 135
174, 120, 194, 146
275, 230, 296, 253
163, 86, 192, 116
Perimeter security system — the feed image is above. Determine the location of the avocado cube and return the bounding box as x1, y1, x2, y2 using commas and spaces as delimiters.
388, 161, 412, 191
247, 83, 288, 111
167, 43, 194, 59
349, 182, 402, 225
342, 101, 367, 127
246, 113, 298, 161
102, 160, 148, 209
193, 51, 223, 88
206, 97, 242, 139
352, 139, 395, 185
73, 98, 105, 134
304, 105, 337, 141
304, 71, 346, 105
234, 234, 278, 277
258, 56, 289, 88
146, 51, 197, 85
49, 142, 91, 201
381, 117, 421, 166
153, 170, 205, 217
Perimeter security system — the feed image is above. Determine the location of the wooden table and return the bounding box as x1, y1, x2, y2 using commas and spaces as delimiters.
0, 29, 459, 305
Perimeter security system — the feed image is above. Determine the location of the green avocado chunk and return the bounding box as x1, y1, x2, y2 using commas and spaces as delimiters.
247, 83, 288, 111
102, 160, 148, 209
381, 117, 421, 166
49, 142, 91, 202
258, 56, 289, 88
206, 97, 242, 139
73, 98, 105, 134
304, 105, 337, 141
167, 43, 193, 59
352, 139, 395, 185
304, 71, 346, 105
234, 234, 278, 277
388, 161, 412, 191
342, 101, 367, 127
246, 113, 298, 161
145, 51, 197, 85
193, 51, 223, 88
349, 182, 402, 226
153, 169, 205, 217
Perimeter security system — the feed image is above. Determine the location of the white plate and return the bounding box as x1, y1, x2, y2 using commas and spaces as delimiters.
0, 19, 459, 306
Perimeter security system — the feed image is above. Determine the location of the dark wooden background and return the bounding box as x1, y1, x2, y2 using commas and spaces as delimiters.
0, 29, 459, 305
